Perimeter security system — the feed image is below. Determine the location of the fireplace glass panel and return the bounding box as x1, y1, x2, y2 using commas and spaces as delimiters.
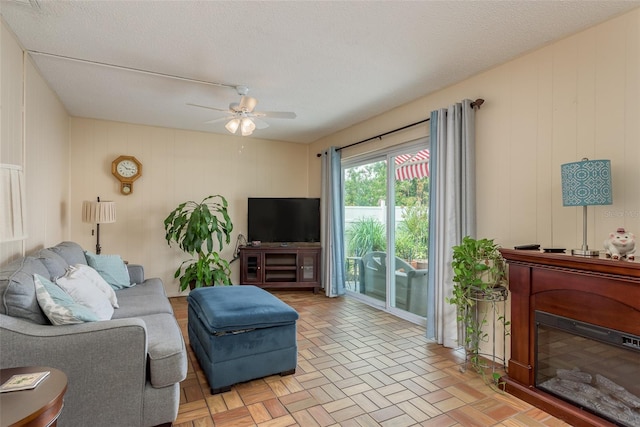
536, 311, 640, 427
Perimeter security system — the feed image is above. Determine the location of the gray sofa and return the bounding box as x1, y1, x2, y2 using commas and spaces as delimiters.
0, 241, 187, 427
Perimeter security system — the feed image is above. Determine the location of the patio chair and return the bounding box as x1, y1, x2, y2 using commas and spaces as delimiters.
358, 251, 428, 316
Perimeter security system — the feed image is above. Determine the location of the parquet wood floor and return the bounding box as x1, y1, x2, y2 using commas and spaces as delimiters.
170, 291, 570, 427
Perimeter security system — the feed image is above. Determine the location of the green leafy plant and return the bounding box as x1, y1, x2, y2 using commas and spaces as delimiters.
395, 203, 429, 261
346, 217, 386, 257
447, 236, 509, 386
164, 195, 233, 291
450, 237, 506, 294
395, 232, 415, 261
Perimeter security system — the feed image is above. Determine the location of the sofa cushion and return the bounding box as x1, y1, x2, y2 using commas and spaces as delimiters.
114, 277, 165, 298
35, 249, 70, 279
34, 274, 99, 325
50, 241, 87, 266
55, 271, 114, 320
139, 313, 187, 388
0, 257, 50, 324
85, 251, 131, 290
111, 279, 173, 319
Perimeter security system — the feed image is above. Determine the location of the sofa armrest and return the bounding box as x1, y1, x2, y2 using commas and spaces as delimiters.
0, 314, 148, 426
127, 263, 145, 284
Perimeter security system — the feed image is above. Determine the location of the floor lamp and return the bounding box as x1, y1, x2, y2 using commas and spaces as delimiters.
82, 197, 116, 254
561, 158, 612, 256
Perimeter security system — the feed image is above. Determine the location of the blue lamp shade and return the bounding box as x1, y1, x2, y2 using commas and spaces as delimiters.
561, 159, 612, 207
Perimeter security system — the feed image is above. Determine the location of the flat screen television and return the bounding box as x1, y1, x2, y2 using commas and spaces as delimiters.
248, 197, 320, 243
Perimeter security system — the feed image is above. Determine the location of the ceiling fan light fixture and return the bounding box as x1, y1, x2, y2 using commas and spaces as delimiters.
188, 86, 296, 136
225, 118, 240, 134
241, 117, 256, 136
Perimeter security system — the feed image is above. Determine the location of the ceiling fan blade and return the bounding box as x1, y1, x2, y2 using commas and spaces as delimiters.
253, 111, 297, 119
238, 96, 258, 112
187, 103, 229, 113
204, 116, 232, 125
252, 118, 270, 129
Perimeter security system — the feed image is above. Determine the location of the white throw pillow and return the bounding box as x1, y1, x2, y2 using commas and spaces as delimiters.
56, 269, 114, 320
33, 274, 99, 325
68, 264, 119, 308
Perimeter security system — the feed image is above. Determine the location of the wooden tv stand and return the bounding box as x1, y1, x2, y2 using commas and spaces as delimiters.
239, 243, 321, 293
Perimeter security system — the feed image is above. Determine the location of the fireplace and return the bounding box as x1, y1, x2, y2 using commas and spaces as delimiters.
535, 311, 640, 426
500, 249, 640, 427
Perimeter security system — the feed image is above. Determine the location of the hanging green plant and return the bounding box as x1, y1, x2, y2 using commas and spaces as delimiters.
447, 236, 509, 388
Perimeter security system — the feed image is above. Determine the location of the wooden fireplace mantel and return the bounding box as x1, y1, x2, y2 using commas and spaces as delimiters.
500, 249, 640, 427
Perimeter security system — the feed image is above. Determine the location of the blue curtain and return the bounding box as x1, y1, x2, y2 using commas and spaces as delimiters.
320, 147, 346, 297
426, 100, 476, 346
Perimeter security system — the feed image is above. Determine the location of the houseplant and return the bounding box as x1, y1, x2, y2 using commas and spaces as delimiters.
448, 236, 508, 382
346, 216, 386, 257
396, 203, 429, 266
164, 195, 234, 291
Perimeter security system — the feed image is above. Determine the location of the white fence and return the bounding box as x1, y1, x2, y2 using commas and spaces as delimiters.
344, 204, 406, 231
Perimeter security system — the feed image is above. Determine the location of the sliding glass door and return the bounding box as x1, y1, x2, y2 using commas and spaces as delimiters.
343, 141, 430, 321
344, 158, 388, 306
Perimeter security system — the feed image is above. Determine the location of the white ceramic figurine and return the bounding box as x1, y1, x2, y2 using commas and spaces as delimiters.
604, 227, 636, 260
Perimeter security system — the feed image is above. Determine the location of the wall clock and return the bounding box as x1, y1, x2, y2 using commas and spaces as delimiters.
111, 155, 142, 195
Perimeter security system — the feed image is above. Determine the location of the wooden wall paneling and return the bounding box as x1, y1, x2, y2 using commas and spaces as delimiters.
24, 50, 69, 253
508, 55, 540, 245
622, 12, 640, 235
0, 23, 25, 265
69, 119, 96, 252
551, 36, 580, 251
24, 59, 46, 252
475, 65, 511, 242
0, 23, 23, 166
534, 49, 555, 247
594, 19, 629, 244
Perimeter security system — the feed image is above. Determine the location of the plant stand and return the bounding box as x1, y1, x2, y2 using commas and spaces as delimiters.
461, 285, 509, 375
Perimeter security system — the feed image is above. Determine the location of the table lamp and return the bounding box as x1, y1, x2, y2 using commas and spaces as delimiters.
82, 197, 116, 254
561, 158, 612, 256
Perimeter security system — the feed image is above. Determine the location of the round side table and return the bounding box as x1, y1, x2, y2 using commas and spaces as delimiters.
0, 367, 67, 427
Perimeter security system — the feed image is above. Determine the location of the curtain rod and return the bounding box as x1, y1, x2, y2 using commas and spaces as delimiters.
316, 98, 484, 157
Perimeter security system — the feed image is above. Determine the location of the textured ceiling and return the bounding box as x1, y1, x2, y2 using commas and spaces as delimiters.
2, 1, 639, 143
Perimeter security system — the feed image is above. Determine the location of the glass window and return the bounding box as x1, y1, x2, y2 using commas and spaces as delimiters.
343, 141, 429, 321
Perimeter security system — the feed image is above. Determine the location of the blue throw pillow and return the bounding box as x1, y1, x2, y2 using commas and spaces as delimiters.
84, 251, 132, 290
33, 274, 99, 325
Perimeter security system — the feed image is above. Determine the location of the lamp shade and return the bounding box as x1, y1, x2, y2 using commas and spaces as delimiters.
240, 117, 256, 136
0, 164, 27, 242
82, 200, 116, 224
561, 159, 612, 207
225, 118, 240, 134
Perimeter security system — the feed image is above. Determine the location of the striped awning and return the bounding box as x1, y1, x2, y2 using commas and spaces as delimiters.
395, 149, 430, 181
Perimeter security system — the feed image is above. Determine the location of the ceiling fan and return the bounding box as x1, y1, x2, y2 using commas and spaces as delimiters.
188, 86, 296, 136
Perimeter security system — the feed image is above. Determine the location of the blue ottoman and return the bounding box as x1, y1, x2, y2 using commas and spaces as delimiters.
187, 285, 299, 394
